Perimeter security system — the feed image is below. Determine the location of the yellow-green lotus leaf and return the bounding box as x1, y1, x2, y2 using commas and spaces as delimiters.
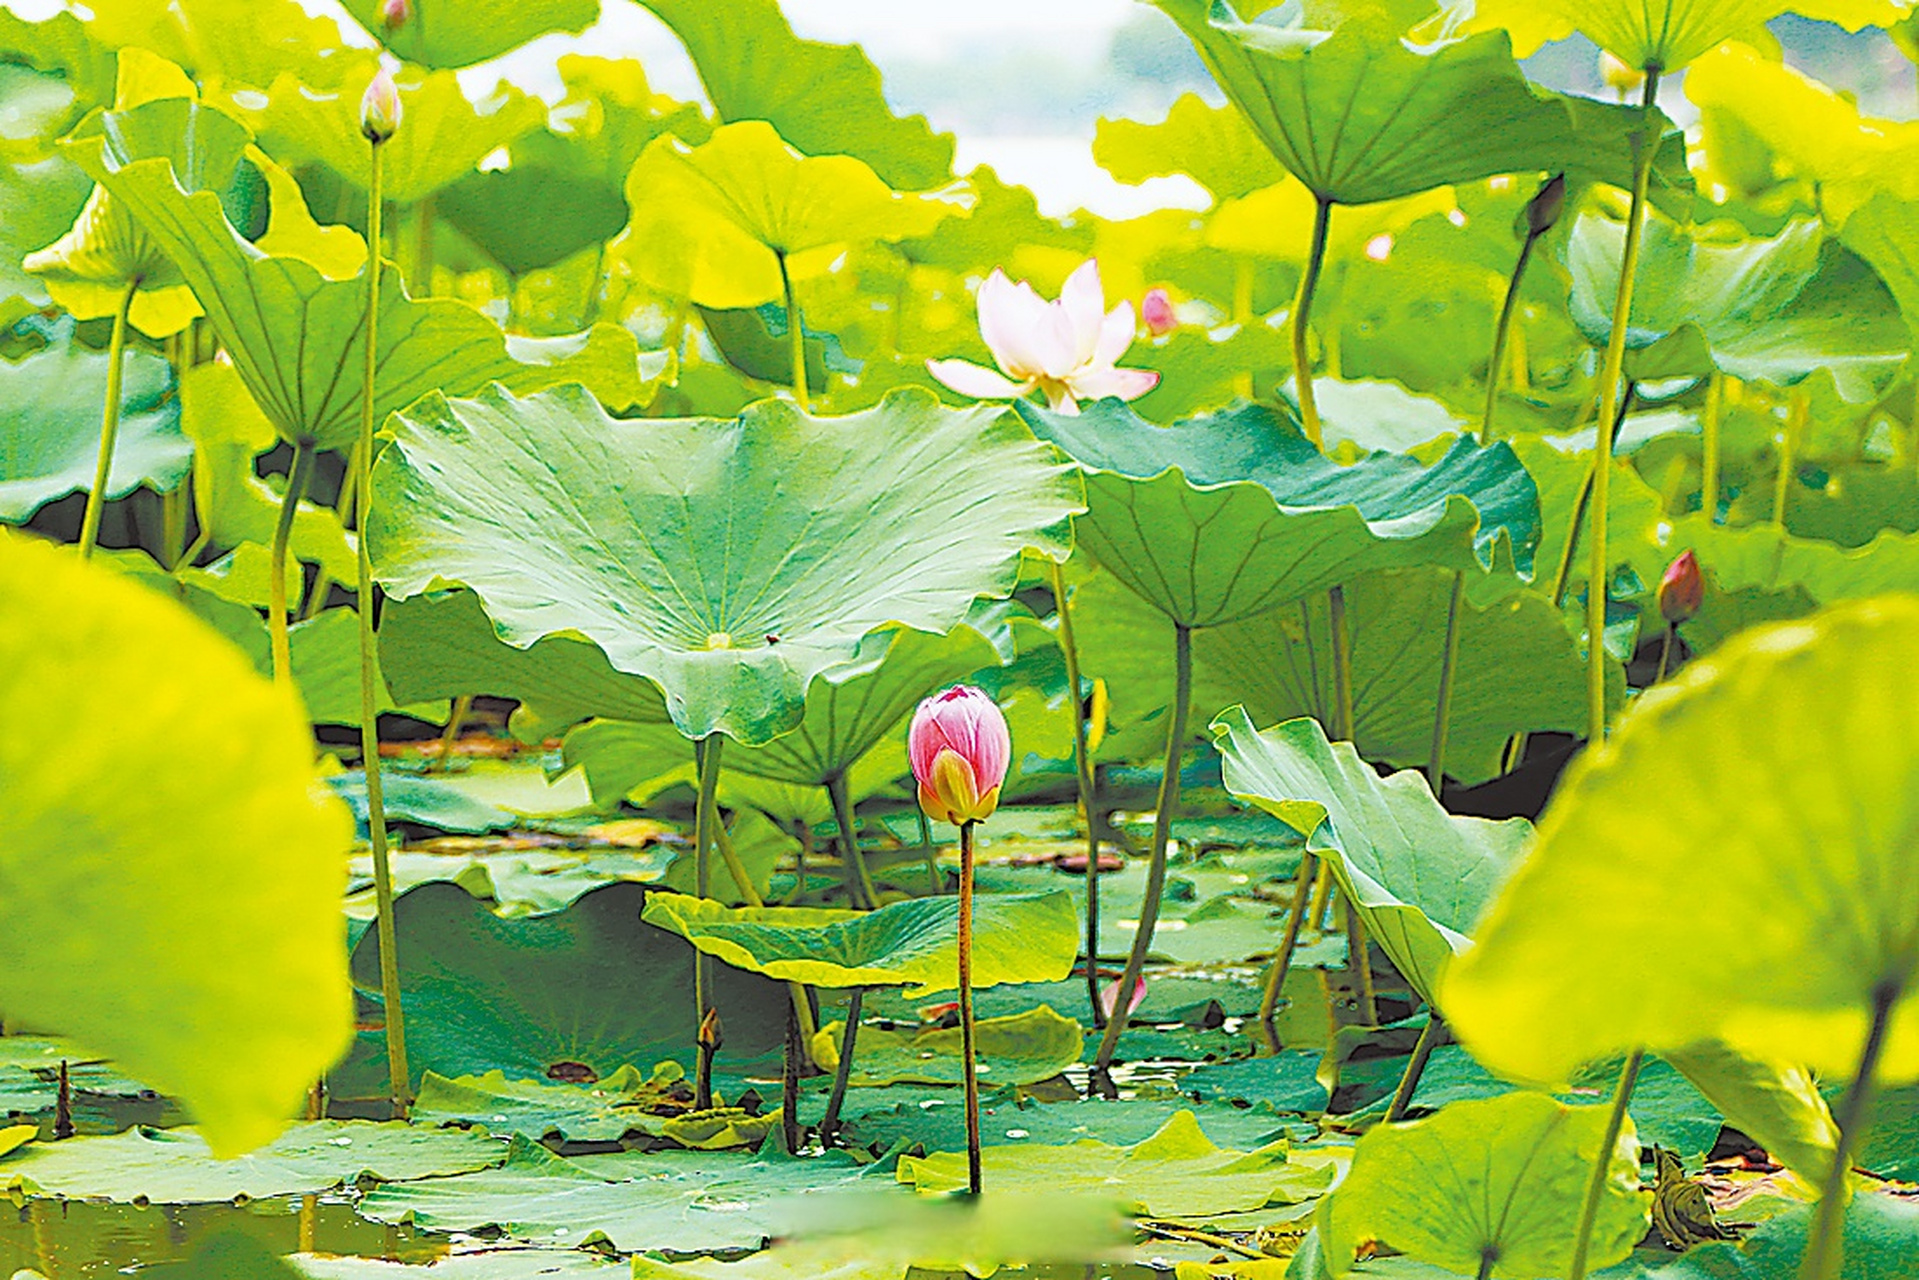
1446, 0, 1907, 71
1444, 595, 1919, 1088
0, 532, 353, 1157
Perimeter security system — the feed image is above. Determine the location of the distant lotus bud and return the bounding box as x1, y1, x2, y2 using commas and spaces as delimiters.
1099, 974, 1147, 1021
697, 1006, 724, 1053
360, 67, 401, 144
1525, 173, 1567, 237
909, 686, 1011, 827
1658, 550, 1703, 624
380, 0, 408, 30
1599, 50, 1645, 96
1141, 287, 1177, 336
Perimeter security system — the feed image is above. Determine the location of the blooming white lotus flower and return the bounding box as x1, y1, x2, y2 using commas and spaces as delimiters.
928, 259, 1159, 415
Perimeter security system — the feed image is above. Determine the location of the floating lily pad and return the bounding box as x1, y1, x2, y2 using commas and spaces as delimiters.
411, 1066, 684, 1144
814, 1007, 1083, 1088
328, 771, 517, 839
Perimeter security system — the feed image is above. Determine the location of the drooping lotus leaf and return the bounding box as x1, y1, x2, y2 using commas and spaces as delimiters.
1565, 212, 1906, 402
1841, 191, 1919, 344
289, 606, 447, 727
1319, 1092, 1650, 1277
0, 327, 185, 523
615, 121, 971, 311
1448, 0, 1904, 74
1093, 92, 1289, 202
1443, 596, 1919, 1086
0, 534, 351, 1157
640, 891, 1079, 998
897, 1109, 1333, 1217
1661, 1041, 1839, 1183
1017, 398, 1537, 631
813, 1006, 1085, 1088
369, 385, 1078, 744
0, 1121, 500, 1203
337, 0, 597, 69
1212, 707, 1532, 1004
635, 0, 955, 191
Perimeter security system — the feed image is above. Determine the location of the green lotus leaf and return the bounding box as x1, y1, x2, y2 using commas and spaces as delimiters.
1093, 92, 1288, 202
1017, 399, 1537, 631
0, 154, 92, 319
410, 1064, 685, 1144
640, 890, 1079, 998
1212, 707, 1531, 1004
288, 606, 445, 727
1566, 212, 1906, 402
0, 1121, 500, 1203
82, 0, 357, 91
657, 808, 796, 907
0, 10, 118, 147
1662, 1041, 1839, 1183
0, 327, 185, 523
615, 120, 971, 310
1646, 517, 1919, 636
1451, 0, 1904, 73
897, 1109, 1333, 1217
1624, 1195, 1919, 1279
0, 533, 351, 1157
1443, 596, 1919, 1086
369, 385, 1078, 744
814, 1006, 1084, 1088
635, 0, 954, 190
1839, 191, 1919, 345
1319, 1092, 1650, 1277
337, 0, 597, 69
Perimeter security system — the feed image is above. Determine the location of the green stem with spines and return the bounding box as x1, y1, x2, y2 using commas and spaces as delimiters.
78, 281, 140, 561
1798, 980, 1901, 1280
691, 735, 724, 1110
1383, 1013, 1445, 1122
1568, 1048, 1644, 1280
1290, 196, 1334, 447
269, 440, 317, 685
818, 985, 864, 1147
958, 820, 982, 1194
1049, 558, 1103, 1026
1092, 623, 1191, 1076
712, 807, 817, 1051
779, 251, 808, 411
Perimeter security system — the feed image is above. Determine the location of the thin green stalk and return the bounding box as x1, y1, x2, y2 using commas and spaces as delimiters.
691, 735, 724, 1110
1798, 980, 1901, 1280
1427, 571, 1466, 795
1475, 1249, 1497, 1280
78, 281, 140, 560
1092, 624, 1192, 1075
780, 1000, 802, 1156
161, 480, 189, 570
1257, 849, 1318, 1054
778, 251, 808, 411
428, 694, 472, 773
268, 441, 317, 685
958, 820, 982, 1195
1481, 228, 1542, 439
713, 809, 818, 1051
1774, 388, 1806, 529
1568, 1049, 1644, 1280
827, 772, 880, 909
1344, 902, 1376, 1026
358, 136, 409, 1120
1232, 257, 1254, 399
1383, 1014, 1445, 1122
1587, 68, 1664, 744
917, 809, 941, 895
1290, 196, 1334, 448
818, 986, 864, 1147
1702, 372, 1724, 521
1654, 623, 1677, 684
1328, 585, 1355, 742
1049, 559, 1104, 1026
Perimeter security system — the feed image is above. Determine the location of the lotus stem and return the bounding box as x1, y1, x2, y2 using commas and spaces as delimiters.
1092, 623, 1191, 1075
1427, 571, 1466, 795
1291, 195, 1334, 447
917, 809, 941, 895
359, 132, 409, 1120
305, 442, 361, 621
1701, 372, 1724, 521
1481, 211, 1545, 440
77, 280, 139, 561
1048, 558, 1104, 1026
1257, 849, 1318, 1055
785, 819, 810, 905
1587, 68, 1663, 744
1344, 900, 1376, 1025
1383, 1013, 1445, 1122
268, 440, 318, 685
778, 250, 808, 411
1798, 979, 1900, 1280
1654, 623, 1677, 684
1328, 585, 1355, 742
713, 809, 818, 1054
958, 820, 982, 1195
1233, 257, 1255, 399
781, 999, 802, 1156
1568, 1048, 1644, 1280
818, 985, 864, 1147
427, 693, 471, 773
1476, 1250, 1497, 1280
1774, 387, 1806, 529
826, 772, 880, 909
692, 734, 724, 1109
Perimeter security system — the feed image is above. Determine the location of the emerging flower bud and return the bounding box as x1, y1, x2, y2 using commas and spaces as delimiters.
1099, 974, 1148, 1021
697, 1006, 724, 1053
380, 0, 408, 30
1658, 550, 1703, 624
360, 67, 401, 144
908, 686, 1011, 827
1141, 287, 1177, 336
1525, 173, 1566, 238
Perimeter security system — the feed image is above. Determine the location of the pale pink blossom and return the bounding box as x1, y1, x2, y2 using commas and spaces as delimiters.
1099, 974, 1148, 1020
380, 0, 409, 30
908, 686, 1011, 827
1141, 287, 1177, 336
927, 260, 1159, 415
360, 67, 401, 143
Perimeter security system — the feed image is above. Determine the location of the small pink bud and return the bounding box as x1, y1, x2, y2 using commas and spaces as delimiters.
1099, 974, 1147, 1020
360, 67, 401, 144
380, 0, 408, 30
1658, 550, 1703, 624
908, 686, 1011, 827
1141, 287, 1177, 336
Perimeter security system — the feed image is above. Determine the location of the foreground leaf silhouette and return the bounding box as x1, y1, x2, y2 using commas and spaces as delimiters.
0, 533, 351, 1156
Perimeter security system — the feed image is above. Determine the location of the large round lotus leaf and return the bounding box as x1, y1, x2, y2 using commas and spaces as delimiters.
0, 153, 94, 317
410, 1064, 686, 1144
334, 882, 786, 1099
615, 121, 969, 310
1093, 92, 1288, 202
80, 0, 358, 92
1211, 707, 1531, 1005
0, 534, 352, 1157
369, 385, 1078, 744
1016, 399, 1537, 630
337, 0, 596, 69
814, 1006, 1084, 1088
640, 890, 1079, 998
1444, 596, 1919, 1087
1842, 194, 1919, 346
0, 1121, 500, 1203
1320, 1092, 1649, 1278
1453, 0, 1902, 73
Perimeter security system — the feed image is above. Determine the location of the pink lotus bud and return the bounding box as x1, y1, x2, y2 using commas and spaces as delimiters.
909, 686, 1011, 827
1657, 550, 1703, 624
380, 0, 409, 30
1141, 287, 1176, 336
1099, 974, 1147, 1020
360, 67, 401, 144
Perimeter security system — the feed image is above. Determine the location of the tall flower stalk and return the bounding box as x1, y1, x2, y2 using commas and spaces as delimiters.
1291, 197, 1334, 447
77, 281, 140, 561
1048, 559, 1105, 1024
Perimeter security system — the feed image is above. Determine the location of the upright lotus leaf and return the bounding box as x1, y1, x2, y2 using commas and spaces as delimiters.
0, 533, 351, 1157
1093, 93, 1289, 202
0, 155, 93, 321
1017, 399, 1537, 631
1319, 1092, 1650, 1277
0, 10, 118, 145
369, 385, 1079, 744
81, 0, 358, 91
1447, 0, 1905, 73
337, 0, 597, 69
641, 890, 1079, 998
616, 121, 971, 310
1443, 596, 1919, 1087
1565, 212, 1907, 403
0, 326, 185, 523
1212, 707, 1531, 1004
67, 97, 645, 451
1841, 192, 1919, 344
636, 0, 954, 190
